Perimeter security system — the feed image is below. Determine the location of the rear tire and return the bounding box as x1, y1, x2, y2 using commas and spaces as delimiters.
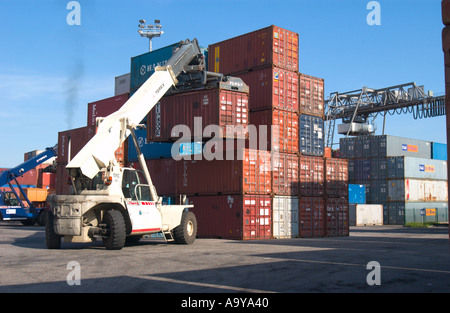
173, 211, 197, 245
45, 212, 61, 249
102, 210, 126, 250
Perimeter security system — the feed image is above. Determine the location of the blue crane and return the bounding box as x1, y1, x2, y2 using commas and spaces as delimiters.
0, 145, 57, 225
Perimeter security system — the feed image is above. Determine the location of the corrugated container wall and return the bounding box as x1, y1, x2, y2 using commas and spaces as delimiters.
273, 196, 299, 238
299, 114, 324, 156
349, 184, 366, 204
176, 149, 272, 196
208, 25, 299, 75
299, 156, 324, 197
236, 67, 299, 112
299, 197, 325, 238
387, 156, 448, 180
325, 158, 349, 198
249, 109, 299, 153
188, 194, 272, 240
131, 158, 178, 197
272, 153, 299, 195
340, 135, 432, 159
299, 74, 325, 117
130, 42, 179, 92
147, 88, 249, 142
325, 198, 349, 237
114, 73, 131, 96
387, 179, 448, 202
431, 142, 447, 160
87, 94, 129, 127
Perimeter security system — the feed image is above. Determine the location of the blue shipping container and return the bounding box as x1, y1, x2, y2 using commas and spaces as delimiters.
348, 184, 366, 204
128, 128, 203, 161
431, 142, 447, 161
299, 114, 324, 156
130, 43, 180, 92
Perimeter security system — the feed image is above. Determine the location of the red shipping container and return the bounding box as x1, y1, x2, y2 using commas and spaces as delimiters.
299, 156, 324, 197
249, 109, 299, 153
131, 158, 178, 197
325, 158, 349, 198
209, 25, 299, 75
299, 74, 325, 117
57, 126, 96, 165
236, 67, 298, 112
55, 163, 71, 195
87, 93, 129, 127
325, 198, 349, 237
177, 149, 271, 196
39, 171, 56, 189
272, 153, 299, 195
299, 197, 325, 238
188, 194, 272, 240
147, 88, 249, 141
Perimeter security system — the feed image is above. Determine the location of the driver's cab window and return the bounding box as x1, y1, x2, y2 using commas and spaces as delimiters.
122, 170, 139, 200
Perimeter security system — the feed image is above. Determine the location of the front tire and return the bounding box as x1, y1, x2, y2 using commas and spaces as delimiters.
45, 212, 61, 249
102, 210, 126, 250
173, 211, 197, 245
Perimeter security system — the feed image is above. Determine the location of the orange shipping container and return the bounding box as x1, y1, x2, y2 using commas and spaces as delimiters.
325, 158, 349, 198
299, 156, 324, 197
272, 153, 299, 195
249, 109, 299, 153
209, 25, 299, 75
236, 67, 299, 112
299, 74, 325, 117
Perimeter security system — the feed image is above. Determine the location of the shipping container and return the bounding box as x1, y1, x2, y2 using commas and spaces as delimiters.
349, 184, 366, 204
209, 25, 299, 75
299, 156, 324, 197
176, 149, 272, 196
374, 135, 432, 158
87, 94, 129, 127
249, 109, 299, 153
387, 156, 447, 180
349, 204, 383, 226
115, 73, 131, 96
339, 137, 355, 158
38, 171, 56, 189
273, 196, 299, 238
387, 179, 448, 202
57, 126, 96, 165
325, 158, 348, 198
404, 202, 448, 224
431, 142, 447, 161
325, 198, 349, 237
147, 88, 249, 142
299, 114, 324, 156
131, 158, 178, 197
272, 153, 299, 195
236, 66, 298, 112
299, 197, 325, 238
188, 194, 272, 240
130, 42, 180, 92
55, 163, 71, 195
299, 74, 324, 117
387, 202, 405, 225
362, 179, 387, 204
127, 128, 203, 162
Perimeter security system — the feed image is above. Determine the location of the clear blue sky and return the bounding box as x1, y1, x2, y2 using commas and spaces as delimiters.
0, 0, 446, 167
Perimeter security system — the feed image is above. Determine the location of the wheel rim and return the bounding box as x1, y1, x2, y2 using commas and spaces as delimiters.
186, 220, 194, 236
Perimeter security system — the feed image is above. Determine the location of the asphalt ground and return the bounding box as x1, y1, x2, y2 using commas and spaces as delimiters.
0, 222, 449, 309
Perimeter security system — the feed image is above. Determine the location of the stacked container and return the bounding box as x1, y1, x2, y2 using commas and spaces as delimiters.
340, 134, 448, 225
209, 25, 301, 239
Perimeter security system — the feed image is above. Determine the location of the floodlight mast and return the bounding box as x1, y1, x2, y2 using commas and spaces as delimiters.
138, 19, 163, 51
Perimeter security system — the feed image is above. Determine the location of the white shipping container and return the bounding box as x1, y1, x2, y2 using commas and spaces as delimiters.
349, 204, 384, 226
115, 73, 131, 96
388, 179, 448, 202
272, 196, 299, 239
